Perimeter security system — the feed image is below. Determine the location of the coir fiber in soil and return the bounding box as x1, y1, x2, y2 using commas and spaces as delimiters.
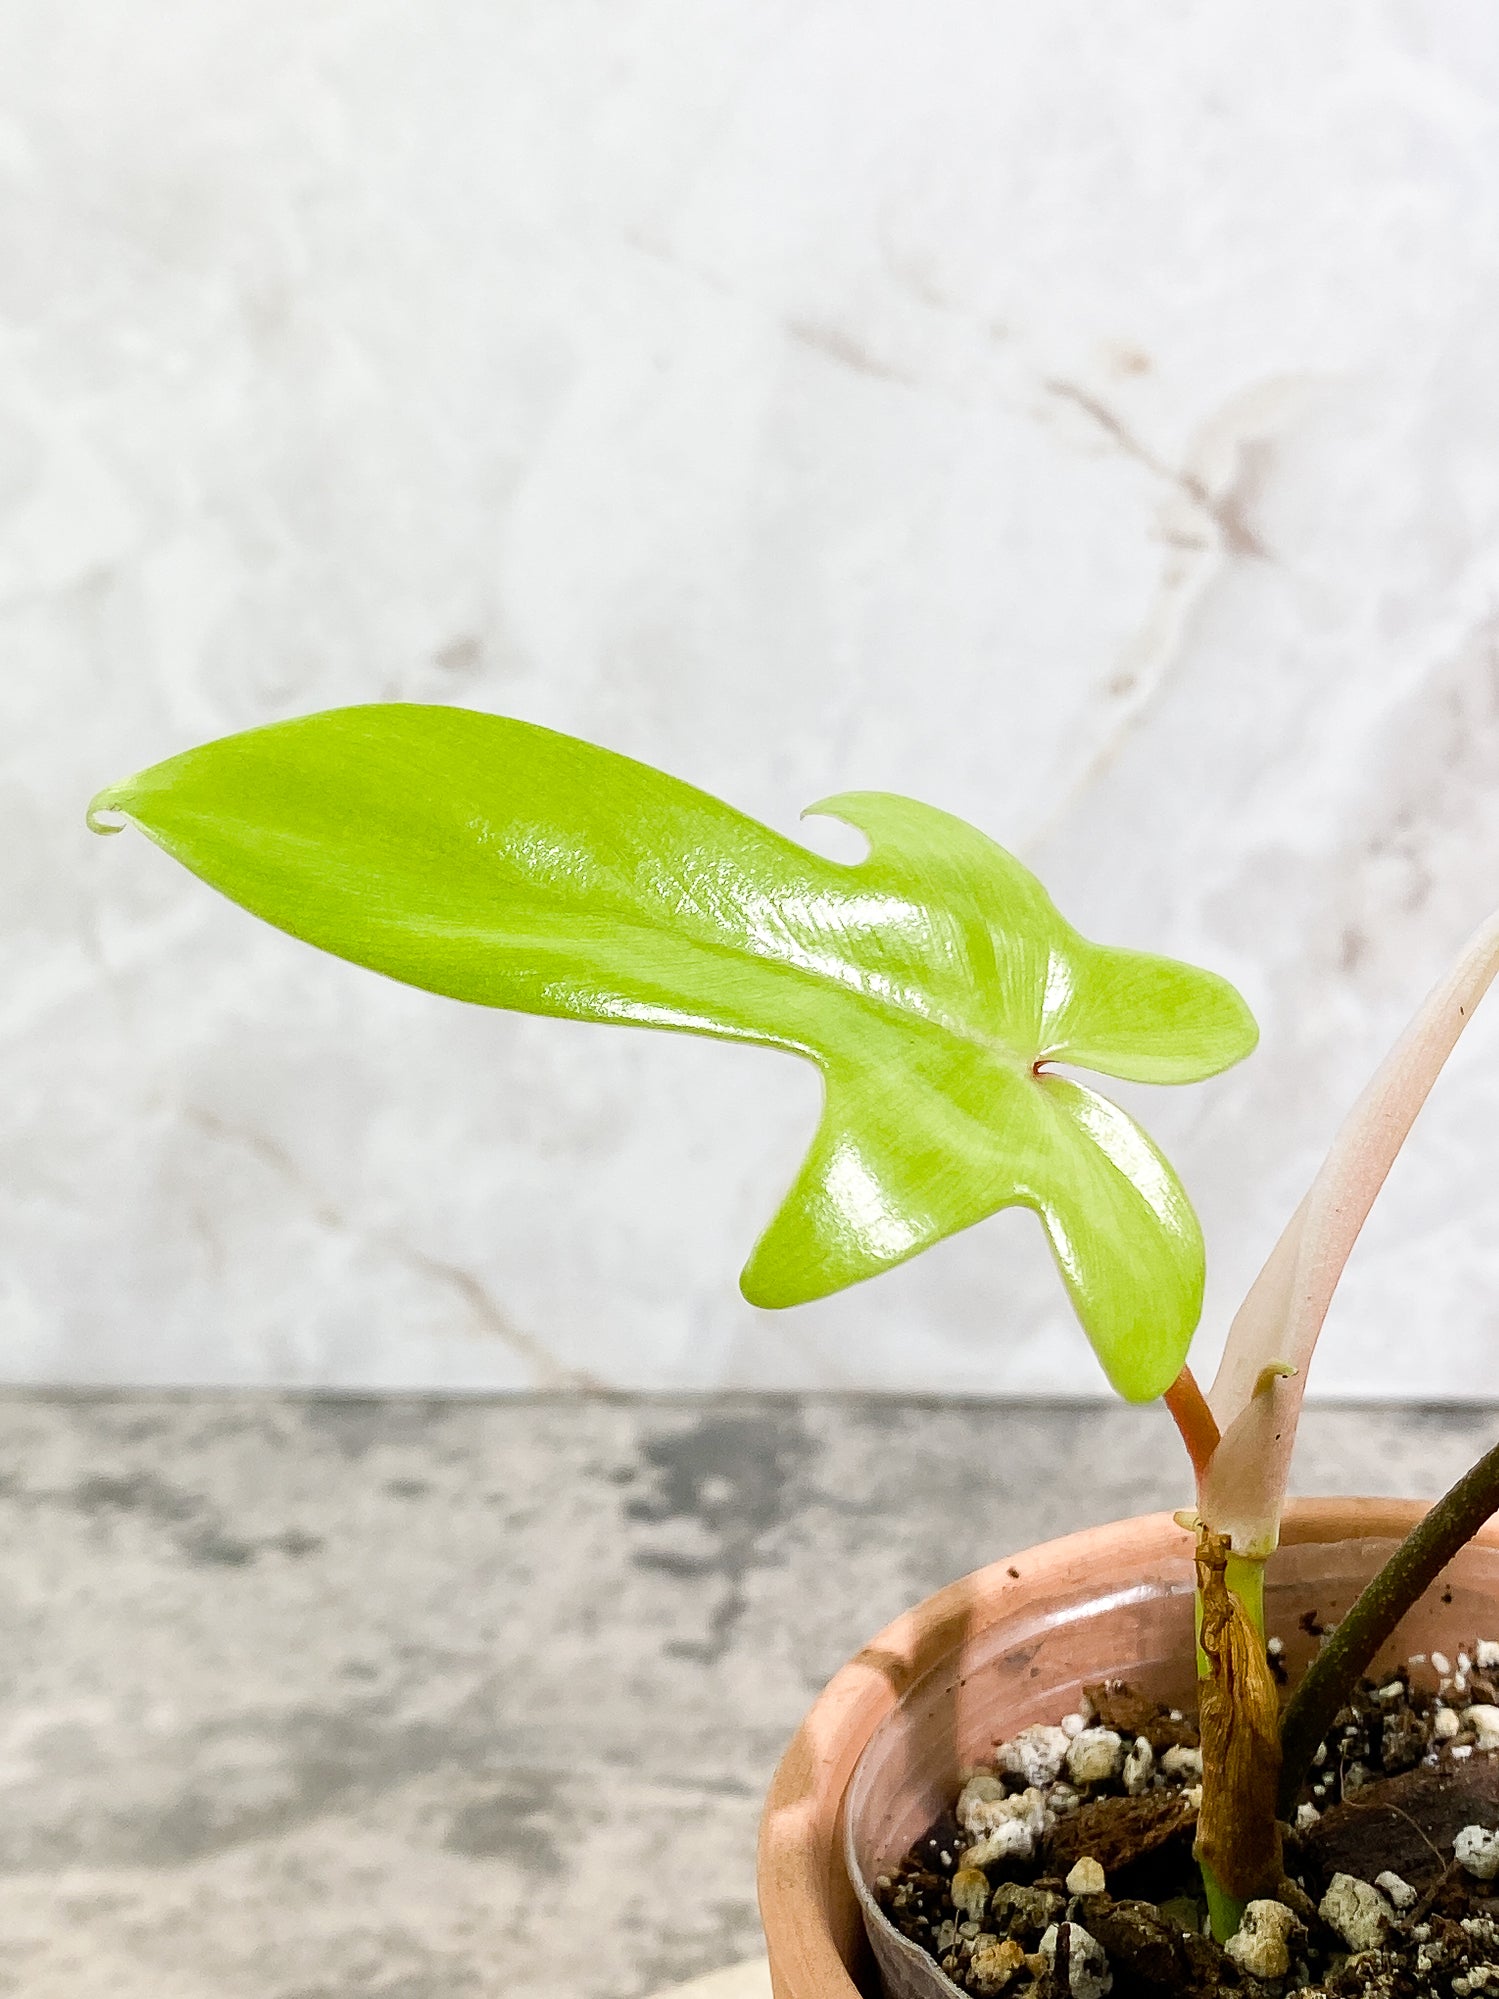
876, 1644, 1499, 1997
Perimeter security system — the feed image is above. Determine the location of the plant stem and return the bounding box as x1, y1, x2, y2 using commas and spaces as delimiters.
1227, 1550, 1265, 1638
1277, 1435, 1499, 1817
1203, 1863, 1245, 1944
1165, 1366, 1221, 1485
1196, 1538, 1271, 1938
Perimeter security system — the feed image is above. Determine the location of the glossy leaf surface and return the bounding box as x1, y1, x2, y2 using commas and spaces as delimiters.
91, 704, 1258, 1399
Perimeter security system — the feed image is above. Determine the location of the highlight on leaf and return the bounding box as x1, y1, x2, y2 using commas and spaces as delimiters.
89, 702, 1257, 1401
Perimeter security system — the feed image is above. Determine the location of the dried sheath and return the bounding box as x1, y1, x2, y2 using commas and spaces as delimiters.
1195, 1526, 1284, 1900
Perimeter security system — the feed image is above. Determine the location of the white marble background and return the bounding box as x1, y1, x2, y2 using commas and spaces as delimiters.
9, 1, 1499, 1395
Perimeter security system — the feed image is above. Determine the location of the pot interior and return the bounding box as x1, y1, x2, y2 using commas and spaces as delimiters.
844, 1529, 1499, 1999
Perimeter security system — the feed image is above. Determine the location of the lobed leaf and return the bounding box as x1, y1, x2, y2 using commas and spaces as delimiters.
91, 704, 1258, 1400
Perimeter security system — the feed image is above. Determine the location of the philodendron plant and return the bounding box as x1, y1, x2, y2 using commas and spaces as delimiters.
88, 703, 1499, 1942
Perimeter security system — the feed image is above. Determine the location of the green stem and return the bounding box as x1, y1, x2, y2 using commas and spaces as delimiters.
1203, 1864, 1245, 1945
1277, 1434, 1499, 1818
1195, 1553, 1268, 1665
1227, 1552, 1265, 1641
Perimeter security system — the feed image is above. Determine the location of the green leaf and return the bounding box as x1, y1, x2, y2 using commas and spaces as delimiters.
90, 704, 1257, 1400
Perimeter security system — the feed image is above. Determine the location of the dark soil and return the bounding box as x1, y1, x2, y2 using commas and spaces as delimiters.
875, 1645, 1499, 1997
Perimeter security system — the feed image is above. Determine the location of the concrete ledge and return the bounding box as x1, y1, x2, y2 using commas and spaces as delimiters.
0, 1394, 1488, 1995
650, 1960, 771, 1999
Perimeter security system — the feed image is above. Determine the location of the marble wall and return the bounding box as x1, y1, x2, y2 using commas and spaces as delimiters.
10, 2, 1499, 1394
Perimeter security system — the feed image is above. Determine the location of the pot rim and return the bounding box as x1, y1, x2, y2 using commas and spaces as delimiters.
756, 1495, 1499, 1999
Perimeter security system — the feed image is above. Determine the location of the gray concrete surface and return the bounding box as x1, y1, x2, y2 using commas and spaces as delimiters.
0, 1394, 1489, 1997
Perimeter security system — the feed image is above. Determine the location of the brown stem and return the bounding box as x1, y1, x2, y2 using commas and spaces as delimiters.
1277, 1434, 1499, 1817
1164, 1366, 1221, 1485
1196, 1526, 1284, 1908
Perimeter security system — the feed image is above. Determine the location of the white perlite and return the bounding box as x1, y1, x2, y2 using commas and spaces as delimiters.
1436, 1707, 1461, 1741
1065, 1857, 1106, 1897
1224, 1899, 1299, 1981
1038, 1922, 1112, 1999
1066, 1729, 1124, 1786
958, 1783, 1047, 1867
1122, 1736, 1154, 1797
1159, 1744, 1203, 1780
1466, 1705, 1499, 1751
960, 1820, 1036, 1869
1477, 1641, 1499, 1671
1456, 1825, 1499, 1880
997, 1724, 1071, 1788
1375, 1870, 1416, 1910
1319, 1873, 1394, 1953
957, 1773, 1005, 1825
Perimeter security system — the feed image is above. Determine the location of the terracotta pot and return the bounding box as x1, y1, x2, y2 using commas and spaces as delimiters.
757, 1497, 1499, 1999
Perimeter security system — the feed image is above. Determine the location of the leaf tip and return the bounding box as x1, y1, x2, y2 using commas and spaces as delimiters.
1253, 1360, 1297, 1396
1231, 988, 1261, 1061
737, 1254, 793, 1311
86, 786, 131, 836
797, 794, 837, 823
796, 794, 872, 864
